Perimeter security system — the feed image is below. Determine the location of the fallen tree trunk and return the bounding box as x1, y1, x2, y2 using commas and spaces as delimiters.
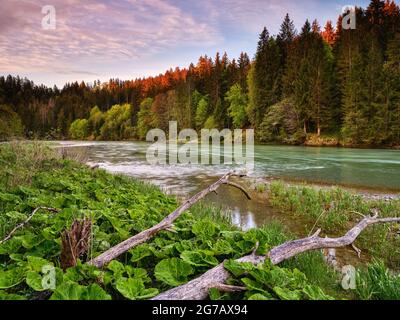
152, 212, 400, 300
88, 172, 251, 268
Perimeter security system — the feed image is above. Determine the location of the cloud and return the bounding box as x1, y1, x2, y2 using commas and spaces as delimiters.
0, 0, 371, 85
0, 0, 220, 73
193, 0, 370, 35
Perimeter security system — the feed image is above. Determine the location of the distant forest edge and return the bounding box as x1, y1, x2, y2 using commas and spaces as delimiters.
1, 0, 400, 147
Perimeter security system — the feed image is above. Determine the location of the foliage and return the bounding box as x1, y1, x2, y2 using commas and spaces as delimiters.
356, 260, 400, 300
259, 99, 303, 143
87, 106, 104, 139
223, 259, 335, 300
69, 119, 89, 140
0, 105, 24, 140
136, 98, 153, 140
195, 97, 209, 129
100, 104, 133, 140
225, 84, 248, 128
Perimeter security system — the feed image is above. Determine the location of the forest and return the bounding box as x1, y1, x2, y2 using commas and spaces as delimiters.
1, 0, 400, 147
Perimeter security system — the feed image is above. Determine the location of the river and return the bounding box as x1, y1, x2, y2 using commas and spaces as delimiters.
56, 141, 400, 231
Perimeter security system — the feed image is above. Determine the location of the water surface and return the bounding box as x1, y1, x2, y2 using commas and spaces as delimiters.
57, 141, 400, 230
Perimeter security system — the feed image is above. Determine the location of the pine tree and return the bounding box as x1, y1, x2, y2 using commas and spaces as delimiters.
253, 27, 282, 128
237, 52, 250, 91
341, 52, 367, 143
322, 21, 336, 46
277, 13, 297, 64
363, 38, 385, 144
309, 37, 335, 136
312, 19, 321, 33
383, 32, 400, 144
367, 0, 387, 50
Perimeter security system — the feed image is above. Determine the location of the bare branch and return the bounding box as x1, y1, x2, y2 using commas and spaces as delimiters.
351, 243, 362, 258
212, 284, 247, 293
222, 181, 252, 200
268, 214, 400, 265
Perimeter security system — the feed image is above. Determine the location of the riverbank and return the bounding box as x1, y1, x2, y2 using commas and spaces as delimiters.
302, 133, 400, 150
1, 142, 400, 300
251, 177, 400, 202
3, 135, 400, 151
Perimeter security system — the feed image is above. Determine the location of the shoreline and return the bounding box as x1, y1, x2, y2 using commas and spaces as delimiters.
251, 176, 400, 202
5, 137, 400, 151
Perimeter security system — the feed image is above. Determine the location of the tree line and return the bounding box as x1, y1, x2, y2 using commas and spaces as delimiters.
1, 0, 399, 146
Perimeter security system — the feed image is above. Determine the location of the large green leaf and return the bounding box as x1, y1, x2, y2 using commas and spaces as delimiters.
27, 256, 53, 272
26, 271, 46, 291
129, 245, 152, 262
0, 267, 25, 289
241, 277, 267, 294
212, 239, 234, 255
115, 278, 158, 300
180, 250, 219, 267
247, 293, 273, 300
273, 287, 303, 300
0, 290, 26, 300
154, 258, 193, 287
124, 267, 150, 283
224, 260, 255, 277
107, 260, 126, 278
50, 282, 84, 300
15, 233, 43, 249
0, 238, 22, 254
192, 220, 218, 240
82, 284, 112, 300
303, 285, 334, 300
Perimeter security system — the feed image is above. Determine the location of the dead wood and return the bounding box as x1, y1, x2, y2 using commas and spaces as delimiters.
61, 218, 92, 270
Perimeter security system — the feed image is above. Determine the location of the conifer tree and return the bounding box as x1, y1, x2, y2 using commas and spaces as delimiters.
253, 28, 282, 128
322, 21, 336, 47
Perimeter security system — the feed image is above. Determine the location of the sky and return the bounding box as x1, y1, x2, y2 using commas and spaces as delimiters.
0, 0, 374, 87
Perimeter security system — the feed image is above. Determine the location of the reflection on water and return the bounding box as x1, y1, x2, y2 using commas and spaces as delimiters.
56, 141, 400, 230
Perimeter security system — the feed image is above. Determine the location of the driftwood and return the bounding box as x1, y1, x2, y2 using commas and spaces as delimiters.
0, 207, 59, 245
88, 172, 251, 268
153, 212, 400, 300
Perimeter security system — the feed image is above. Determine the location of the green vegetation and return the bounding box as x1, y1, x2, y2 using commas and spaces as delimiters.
0, 105, 23, 140
1, 1, 399, 147
69, 119, 88, 140
225, 84, 248, 129
356, 260, 400, 300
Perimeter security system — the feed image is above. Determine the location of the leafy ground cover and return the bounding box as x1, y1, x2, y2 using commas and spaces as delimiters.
0, 142, 399, 300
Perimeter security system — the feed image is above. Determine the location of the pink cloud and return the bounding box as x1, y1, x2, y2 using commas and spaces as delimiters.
0, 0, 220, 73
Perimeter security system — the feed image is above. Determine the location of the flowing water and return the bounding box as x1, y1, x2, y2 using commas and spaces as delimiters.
56, 140, 400, 228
